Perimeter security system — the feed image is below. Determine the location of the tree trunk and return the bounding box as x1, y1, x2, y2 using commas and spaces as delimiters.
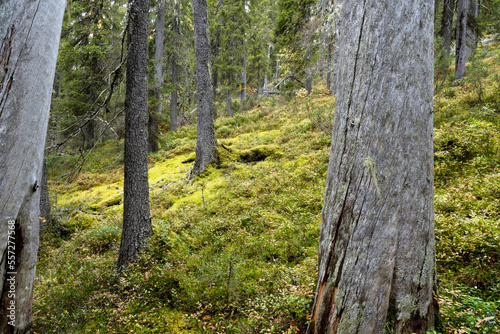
212, 0, 223, 99
441, 0, 455, 57
149, 0, 166, 152
227, 36, 234, 116
275, 55, 279, 85
263, 43, 271, 90
307, 0, 438, 332
39, 159, 51, 228
326, 42, 332, 91
192, 0, 218, 176
117, 0, 152, 271
0, 1, 64, 332
170, 0, 180, 132
240, 47, 246, 110
84, 118, 95, 150
305, 47, 313, 94
455, 0, 479, 80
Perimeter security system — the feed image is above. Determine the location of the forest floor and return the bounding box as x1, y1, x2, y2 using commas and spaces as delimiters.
34, 43, 500, 333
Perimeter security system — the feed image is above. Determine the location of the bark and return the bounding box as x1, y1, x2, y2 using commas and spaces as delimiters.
39, 159, 51, 228
326, 42, 332, 91
455, 0, 479, 80
170, 0, 180, 132
441, 0, 455, 57
227, 36, 234, 116
149, 0, 166, 152
212, 0, 223, 99
192, 0, 218, 176
0, 1, 64, 332
84, 118, 95, 150
240, 47, 246, 110
275, 55, 279, 85
263, 43, 271, 90
307, 0, 437, 333
117, 0, 152, 271
305, 47, 313, 94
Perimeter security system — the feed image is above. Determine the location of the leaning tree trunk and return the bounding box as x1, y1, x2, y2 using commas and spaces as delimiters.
306, 0, 438, 333
170, 0, 180, 132
117, 0, 152, 271
192, 0, 218, 176
441, 0, 455, 57
149, 0, 166, 152
0, 1, 64, 332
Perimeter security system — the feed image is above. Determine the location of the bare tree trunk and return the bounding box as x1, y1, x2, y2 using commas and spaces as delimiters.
240, 46, 246, 110
441, 0, 455, 57
305, 47, 313, 94
455, 0, 479, 79
39, 159, 51, 228
0, 1, 64, 332
170, 0, 180, 132
117, 0, 152, 271
149, 0, 166, 152
263, 43, 271, 90
192, 0, 218, 176
307, 0, 438, 332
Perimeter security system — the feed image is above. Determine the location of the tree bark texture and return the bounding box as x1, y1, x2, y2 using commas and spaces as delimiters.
440, 0, 455, 57
148, 0, 166, 152
192, 0, 218, 175
39, 159, 51, 228
170, 0, 180, 132
326, 42, 333, 91
455, 0, 479, 79
0, 0, 65, 332
117, 0, 152, 271
307, 0, 438, 333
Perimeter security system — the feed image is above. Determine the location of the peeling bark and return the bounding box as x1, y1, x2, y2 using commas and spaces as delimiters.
307, 0, 437, 333
0, 0, 65, 332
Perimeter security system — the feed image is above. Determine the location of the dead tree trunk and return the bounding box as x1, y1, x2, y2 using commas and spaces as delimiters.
192, 0, 218, 175
117, 0, 152, 271
0, 1, 65, 332
307, 0, 438, 333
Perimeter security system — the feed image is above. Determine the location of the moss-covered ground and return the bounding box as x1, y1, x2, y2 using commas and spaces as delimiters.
34, 43, 500, 333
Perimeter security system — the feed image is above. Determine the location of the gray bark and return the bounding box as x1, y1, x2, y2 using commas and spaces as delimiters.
149, 0, 166, 152
39, 159, 51, 228
0, 0, 65, 332
455, 0, 479, 79
117, 0, 152, 271
170, 0, 180, 132
326, 42, 332, 91
441, 0, 455, 57
240, 47, 246, 110
307, 0, 437, 333
192, 0, 218, 175
305, 47, 313, 94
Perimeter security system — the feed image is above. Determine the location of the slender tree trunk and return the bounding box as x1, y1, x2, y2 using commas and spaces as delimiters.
149, 0, 166, 152
84, 119, 95, 150
0, 1, 64, 332
212, 0, 223, 99
275, 55, 279, 85
117, 0, 152, 271
441, 0, 455, 56
307, 0, 438, 332
39, 159, 51, 228
305, 47, 313, 94
227, 36, 234, 116
170, 0, 180, 132
240, 46, 246, 110
326, 42, 332, 91
192, 0, 218, 176
263, 43, 271, 90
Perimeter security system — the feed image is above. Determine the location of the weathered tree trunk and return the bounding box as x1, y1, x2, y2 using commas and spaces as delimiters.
307, 0, 438, 333
117, 0, 152, 271
39, 159, 51, 228
149, 0, 166, 152
441, 0, 455, 56
305, 47, 313, 94
455, 0, 479, 79
0, 1, 64, 332
170, 0, 180, 132
192, 0, 218, 176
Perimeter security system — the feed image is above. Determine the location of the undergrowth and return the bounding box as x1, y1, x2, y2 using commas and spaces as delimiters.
34, 42, 500, 333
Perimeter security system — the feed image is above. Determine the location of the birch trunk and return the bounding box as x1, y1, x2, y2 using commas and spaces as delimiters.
307, 0, 438, 332
0, 0, 65, 332
192, 0, 218, 175
117, 0, 152, 271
